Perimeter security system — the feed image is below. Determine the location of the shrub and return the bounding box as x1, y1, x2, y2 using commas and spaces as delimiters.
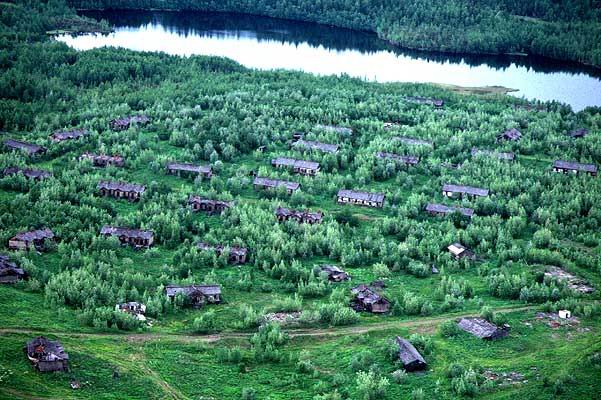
356, 370, 389, 400
350, 350, 377, 372
241, 387, 256, 400
391, 369, 407, 384
372, 263, 391, 279
411, 388, 425, 400
193, 310, 217, 333
439, 320, 461, 337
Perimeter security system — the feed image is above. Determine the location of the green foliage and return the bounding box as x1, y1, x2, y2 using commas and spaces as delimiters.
193, 310, 217, 333
250, 322, 289, 363
355, 370, 389, 400
350, 350, 377, 372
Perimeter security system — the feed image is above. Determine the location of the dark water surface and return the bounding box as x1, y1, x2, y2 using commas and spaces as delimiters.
57, 10, 601, 111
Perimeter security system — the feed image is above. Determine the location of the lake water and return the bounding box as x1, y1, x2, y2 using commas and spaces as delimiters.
57, 10, 601, 111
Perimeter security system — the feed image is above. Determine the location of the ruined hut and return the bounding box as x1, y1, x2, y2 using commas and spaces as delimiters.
376, 152, 419, 166
0, 255, 26, 283
395, 337, 427, 372
292, 132, 304, 141
392, 136, 434, 147
100, 226, 154, 249
3, 166, 52, 180
457, 318, 509, 340
110, 115, 150, 131
320, 265, 350, 282
552, 160, 597, 176
567, 128, 588, 139
165, 284, 221, 308
337, 189, 385, 208
79, 152, 124, 168
197, 242, 248, 264
447, 243, 476, 260
271, 157, 320, 176
425, 203, 474, 218
50, 128, 88, 142
405, 96, 444, 108
24, 337, 69, 372
3, 139, 47, 156
166, 162, 212, 179
97, 180, 146, 201
8, 228, 55, 252
471, 147, 515, 161
496, 128, 522, 142
315, 124, 353, 135
253, 177, 300, 194
275, 207, 323, 224
442, 184, 489, 199
350, 284, 390, 313
293, 139, 339, 154
188, 196, 233, 215
115, 302, 147, 321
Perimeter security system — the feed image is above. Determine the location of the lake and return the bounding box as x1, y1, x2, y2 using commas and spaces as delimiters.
57, 10, 601, 112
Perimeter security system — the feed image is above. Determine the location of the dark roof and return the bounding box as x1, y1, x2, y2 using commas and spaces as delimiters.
425, 203, 474, 217
50, 129, 88, 141
110, 115, 150, 129
498, 128, 522, 141
275, 207, 323, 221
97, 180, 146, 194
253, 177, 300, 191
443, 184, 489, 197
79, 152, 124, 164
315, 124, 353, 135
166, 162, 211, 174
271, 157, 320, 171
3, 166, 52, 180
188, 196, 233, 208
457, 318, 507, 339
553, 160, 597, 173
12, 228, 55, 242
471, 147, 515, 161
567, 128, 588, 138
3, 139, 47, 154
197, 242, 248, 257
337, 189, 385, 203
165, 284, 221, 297
376, 152, 419, 165
393, 136, 433, 147
396, 337, 427, 367
294, 139, 339, 154
0, 255, 25, 277
24, 337, 69, 361
351, 284, 388, 304
100, 226, 154, 240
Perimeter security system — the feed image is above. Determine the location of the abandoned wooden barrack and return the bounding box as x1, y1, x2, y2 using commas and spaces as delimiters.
188, 196, 233, 214
442, 184, 489, 198
115, 302, 147, 321
404, 96, 444, 108
447, 242, 476, 260
3, 166, 52, 180
471, 147, 515, 161
271, 157, 320, 175
100, 226, 154, 249
552, 160, 597, 176
166, 162, 212, 178
497, 128, 522, 142
50, 128, 88, 142
337, 189, 385, 208
8, 228, 55, 252
293, 139, 339, 154
457, 317, 509, 340
97, 180, 146, 201
3, 139, 47, 156
567, 128, 588, 138
253, 176, 300, 194
396, 336, 427, 372
375, 152, 419, 166
197, 242, 248, 264
319, 265, 350, 282
425, 203, 474, 218
0, 254, 26, 283
275, 207, 323, 224
315, 124, 353, 135
109, 115, 150, 131
24, 337, 69, 372
79, 152, 124, 167
350, 284, 390, 313
392, 136, 434, 147
165, 284, 221, 308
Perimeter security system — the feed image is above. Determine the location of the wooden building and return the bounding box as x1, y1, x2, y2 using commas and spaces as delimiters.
567, 128, 588, 139
197, 242, 248, 264
405, 96, 444, 108
165, 284, 221, 308
253, 177, 300, 194
320, 265, 350, 282
471, 147, 515, 161
79, 152, 124, 167
442, 184, 489, 199
447, 243, 476, 260
115, 302, 147, 321
100, 226, 154, 249
50, 128, 88, 142
392, 136, 434, 147
496, 128, 522, 142
315, 124, 353, 135
376, 152, 419, 166
188, 196, 233, 215
396, 337, 427, 372
97, 180, 146, 201
275, 207, 323, 224
271, 157, 320, 176
3, 139, 47, 156
552, 160, 597, 176
350, 284, 390, 313
0, 255, 26, 284
110, 115, 150, 131
24, 337, 69, 372
337, 189, 385, 208
8, 228, 55, 251
457, 317, 509, 340
425, 203, 474, 218
3, 166, 52, 180
166, 162, 212, 179
293, 139, 339, 154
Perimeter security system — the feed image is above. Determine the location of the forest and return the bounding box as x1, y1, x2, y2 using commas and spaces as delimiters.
65, 0, 601, 67
0, 0, 600, 399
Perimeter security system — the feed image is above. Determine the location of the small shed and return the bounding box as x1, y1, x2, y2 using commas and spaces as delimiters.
24, 337, 69, 372
447, 243, 475, 260
115, 302, 147, 321
558, 310, 571, 319
567, 128, 588, 139
165, 284, 221, 308
395, 337, 427, 372
351, 284, 390, 313
320, 265, 350, 282
0, 255, 26, 283
457, 318, 509, 340
496, 128, 522, 142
